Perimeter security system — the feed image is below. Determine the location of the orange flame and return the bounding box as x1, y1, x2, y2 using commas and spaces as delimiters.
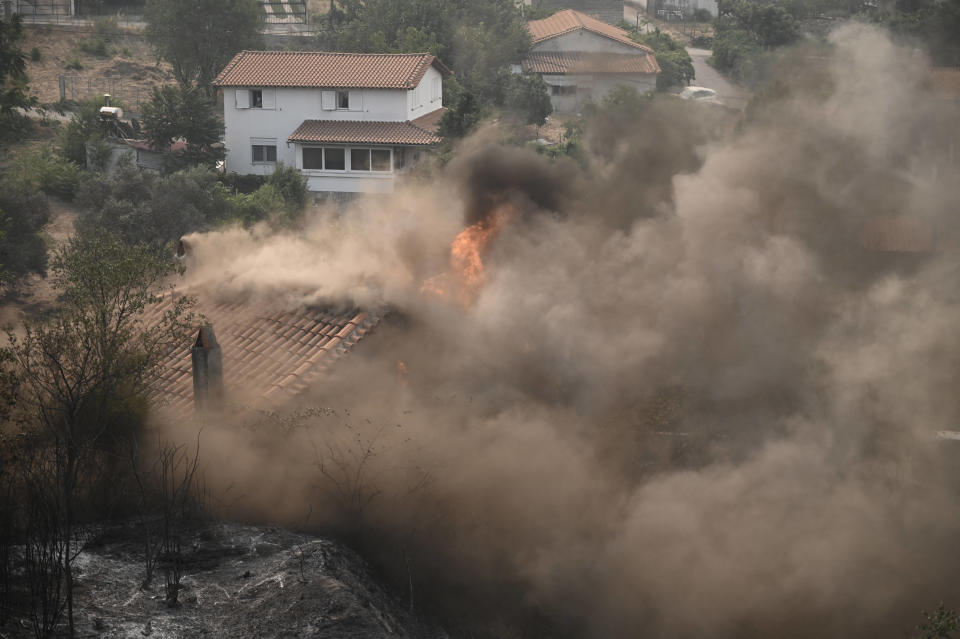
420, 204, 513, 306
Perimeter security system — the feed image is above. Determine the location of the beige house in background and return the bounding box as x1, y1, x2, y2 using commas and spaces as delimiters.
522, 9, 660, 113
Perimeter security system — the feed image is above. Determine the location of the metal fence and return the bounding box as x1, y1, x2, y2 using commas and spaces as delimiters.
259, 0, 308, 24
5, 0, 143, 24
59, 74, 147, 111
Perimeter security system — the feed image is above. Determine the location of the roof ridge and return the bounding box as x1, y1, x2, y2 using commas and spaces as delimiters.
234, 50, 433, 57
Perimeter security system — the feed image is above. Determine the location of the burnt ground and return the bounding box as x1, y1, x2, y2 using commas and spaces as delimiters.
3, 522, 445, 639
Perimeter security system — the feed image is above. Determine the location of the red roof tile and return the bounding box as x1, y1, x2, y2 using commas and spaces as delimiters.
213, 51, 450, 89
523, 51, 660, 74
287, 118, 442, 146
527, 9, 655, 53
148, 292, 381, 417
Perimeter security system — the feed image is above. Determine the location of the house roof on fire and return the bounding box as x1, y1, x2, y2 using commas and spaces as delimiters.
526, 9, 655, 54
288, 110, 444, 146
144, 292, 380, 416
213, 51, 451, 89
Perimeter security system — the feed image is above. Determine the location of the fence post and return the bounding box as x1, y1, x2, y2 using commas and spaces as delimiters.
59, 75, 66, 103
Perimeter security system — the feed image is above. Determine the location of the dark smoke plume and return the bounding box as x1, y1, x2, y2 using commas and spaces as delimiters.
165, 25, 960, 639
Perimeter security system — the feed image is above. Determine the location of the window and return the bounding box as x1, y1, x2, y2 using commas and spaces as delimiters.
302, 147, 392, 172
550, 84, 577, 96
371, 149, 391, 171
302, 147, 324, 170
351, 148, 371, 171
324, 147, 345, 170
303, 147, 345, 171
252, 144, 276, 163
237, 88, 275, 109
337, 90, 349, 109
431, 77, 441, 103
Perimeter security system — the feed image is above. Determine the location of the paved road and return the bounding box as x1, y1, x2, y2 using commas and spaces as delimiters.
685, 47, 750, 109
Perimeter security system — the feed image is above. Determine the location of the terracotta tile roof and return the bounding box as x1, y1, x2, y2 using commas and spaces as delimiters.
144, 292, 381, 416
523, 51, 660, 74
860, 216, 936, 253
213, 51, 450, 89
287, 116, 443, 145
527, 9, 654, 53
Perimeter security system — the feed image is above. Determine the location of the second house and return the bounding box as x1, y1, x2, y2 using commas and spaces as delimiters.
214, 51, 450, 195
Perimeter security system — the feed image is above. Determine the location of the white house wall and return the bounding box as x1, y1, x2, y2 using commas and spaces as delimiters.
543, 72, 656, 113
223, 86, 412, 176
406, 66, 444, 120
532, 30, 642, 55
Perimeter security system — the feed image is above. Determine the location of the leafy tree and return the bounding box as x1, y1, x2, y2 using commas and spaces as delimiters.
141, 84, 223, 164
439, 89, 484, 138
144, 0, 262, 93
57, 95, 114, 167
505, 73, 552, 126
75, 159, 234, 246
318, 0, 531, 135
266, 162, 309, 216
0, 14, 37, 139
4, 231, 195, 637
634, 29, 695, 89
711, 0, 798, 80
0, 172, 49, 284
916, 603, 960, 639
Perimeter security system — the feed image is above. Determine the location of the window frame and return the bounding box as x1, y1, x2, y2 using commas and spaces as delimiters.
301, 145, 393, 174
251, 143, 277, 164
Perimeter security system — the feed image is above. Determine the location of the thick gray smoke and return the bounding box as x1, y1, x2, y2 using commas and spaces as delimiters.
166, 25, 960, 638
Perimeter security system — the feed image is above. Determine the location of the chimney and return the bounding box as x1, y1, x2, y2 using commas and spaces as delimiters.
191, 325, 223, 411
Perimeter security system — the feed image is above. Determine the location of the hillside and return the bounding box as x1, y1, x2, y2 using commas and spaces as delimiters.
2, 522, 444, 639
20, 24, 174, 109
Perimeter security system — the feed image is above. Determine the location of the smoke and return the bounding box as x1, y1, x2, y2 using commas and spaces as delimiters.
162, 24, 960, 638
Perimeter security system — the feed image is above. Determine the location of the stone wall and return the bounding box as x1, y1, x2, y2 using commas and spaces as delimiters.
534, 0, 625, 24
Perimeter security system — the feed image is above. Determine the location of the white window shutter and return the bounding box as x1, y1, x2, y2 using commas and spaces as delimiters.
262, 89, 276, 109
235, 89, 250, 109
348, 90, 363, 111
321, 90, 336, 110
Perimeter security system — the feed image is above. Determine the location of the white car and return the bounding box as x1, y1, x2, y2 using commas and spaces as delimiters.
679, 86, 720, 103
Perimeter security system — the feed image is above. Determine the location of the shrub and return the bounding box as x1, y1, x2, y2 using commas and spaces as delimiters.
0, 173, 50, 282
7, 148, 83, 201
634, 29, 696, 89
79, 37, 109, 57
693, 8, 714, 22
65, 58, 83, 70
266, 162, 308, 216
29, 46, 41, 62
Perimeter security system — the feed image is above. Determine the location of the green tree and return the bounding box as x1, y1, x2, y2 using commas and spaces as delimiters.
634, 29, 695, 89
917, 603, 960, 639
0, 14, 37, 139
4, 231, 195, 637
505, 73, 552, 126
318, 0, 531, 133
144, 0, 262, 93
75, 160, 234, 246
0, 172, 48, 284
141, 84, 223, 163
57, 96, 114, 167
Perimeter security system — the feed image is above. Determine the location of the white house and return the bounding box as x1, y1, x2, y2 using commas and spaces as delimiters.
213, 51, 449, 195
524, 9, 660, 113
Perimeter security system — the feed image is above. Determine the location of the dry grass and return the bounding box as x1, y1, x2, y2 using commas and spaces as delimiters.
21, 24, 174, 107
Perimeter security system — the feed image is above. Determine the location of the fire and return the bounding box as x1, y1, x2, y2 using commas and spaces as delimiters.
421, 205, 513, 306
